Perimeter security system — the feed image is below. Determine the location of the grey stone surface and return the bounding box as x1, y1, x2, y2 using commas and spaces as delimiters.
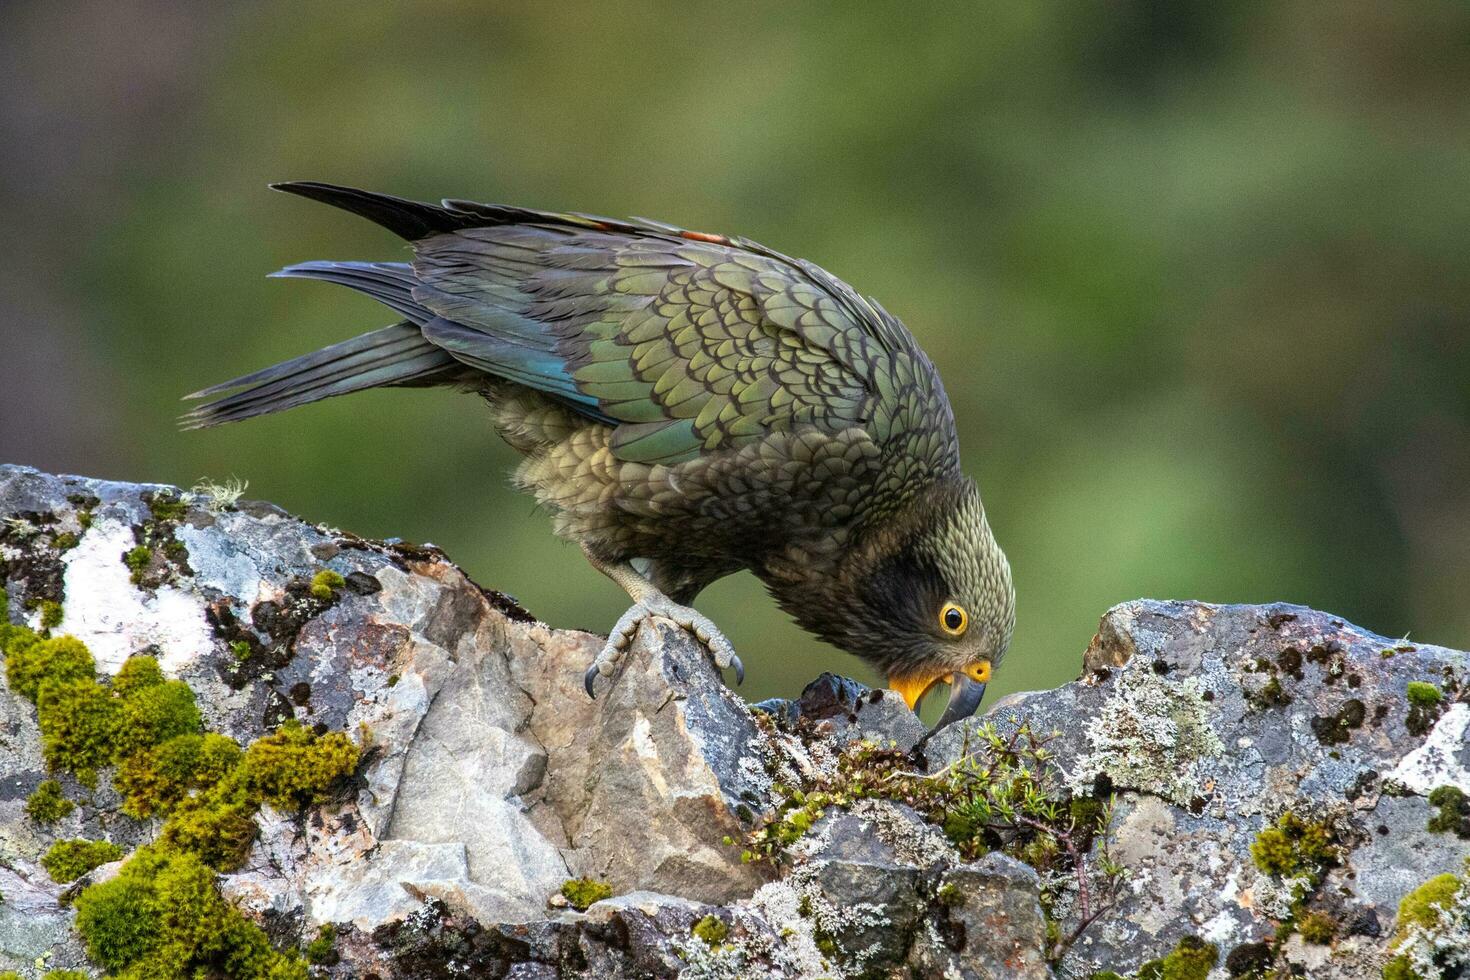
929, 599, 1470, 978
4, 465, 1468, 978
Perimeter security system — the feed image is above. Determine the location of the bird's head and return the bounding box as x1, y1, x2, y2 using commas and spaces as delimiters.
803, 477, 1014, 729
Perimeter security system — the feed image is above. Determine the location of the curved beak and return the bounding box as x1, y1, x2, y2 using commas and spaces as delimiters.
933, 673, 987, 731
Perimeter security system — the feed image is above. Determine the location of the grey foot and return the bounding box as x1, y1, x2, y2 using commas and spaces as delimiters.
583, 596, 744, 698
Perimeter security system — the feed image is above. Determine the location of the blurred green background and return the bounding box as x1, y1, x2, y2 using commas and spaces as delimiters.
3, 1, 1468, 715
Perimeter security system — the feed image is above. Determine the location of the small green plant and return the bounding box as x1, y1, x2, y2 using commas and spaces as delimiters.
1406, 682, 1442, 708
692, 913, 730, 947
145, 492, 190, 522
1427, 786, 1470, 838
25, 779, 74, 823
124, 545, 153, 585
1297, 909, 1336, 944
37, 599, 64, 631
310, 569, 346, 601
560, 877, 613, 910
1251, 811, 1337, 882
1135, 936, 1217, 980
41, 838, 125, 883
304, 923, 338, 965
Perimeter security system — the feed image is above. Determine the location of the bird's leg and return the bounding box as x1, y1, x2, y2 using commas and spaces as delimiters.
581, 546, 743, 698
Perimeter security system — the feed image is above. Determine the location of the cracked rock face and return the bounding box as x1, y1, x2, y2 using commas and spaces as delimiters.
3, 465, 1468, 979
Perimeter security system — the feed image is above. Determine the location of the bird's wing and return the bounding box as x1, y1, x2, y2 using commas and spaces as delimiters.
269, 182, 947, 468
411, 220, 907, 464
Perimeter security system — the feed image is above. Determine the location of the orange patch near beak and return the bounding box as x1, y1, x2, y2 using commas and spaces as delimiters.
889, 672, 949, 711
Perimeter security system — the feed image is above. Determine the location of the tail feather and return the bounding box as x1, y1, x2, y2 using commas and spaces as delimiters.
269, 260, 431, 325
181, 322, 456, 429
270, 181, 473, 241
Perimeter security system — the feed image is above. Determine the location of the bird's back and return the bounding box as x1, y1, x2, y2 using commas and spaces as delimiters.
185, 183, 962, 561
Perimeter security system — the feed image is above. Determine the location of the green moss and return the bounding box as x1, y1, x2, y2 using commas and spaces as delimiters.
146, 493, 190, 522
37, 599, 64, 631
1250, 811, 1337, 882
38, 678, 118, 785
124, 545, 153, 585
6, 634, 94, 701
41, 838, 125, 883
112, 654, 165, 695
26, 779, 74, 823
113, 677, 201, 758
73, 845, 306, 980
1382, 955, 1418, 980
77, 510, 93, 530
1391, 872, 1462, 948
53, 531, 80, 551
560, 877, 613, 910
309, 569, 346, 600
0, 972, 19, 980
1406, 682, 1442, 708
1426, 785, 1470, 838
229, 640, 252, 661
242, 720, 359, 810
1297, 910, 1336, 944
692, 913, 730, 947
42, 971, 89, 980
6, 631, 355, 976
159, 770, 258, 871
1089, 973, 1126, 980
304, 923, 338, 965
936, 881, 964, 907
1136, 936, 1218, 980
116, 732, 243, 819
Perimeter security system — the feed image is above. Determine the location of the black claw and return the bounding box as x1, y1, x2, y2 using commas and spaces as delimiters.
731, 655, 745, 686
583, 664, 600, 699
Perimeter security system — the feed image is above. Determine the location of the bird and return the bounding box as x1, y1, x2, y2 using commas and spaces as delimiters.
183, 182, 1014, 729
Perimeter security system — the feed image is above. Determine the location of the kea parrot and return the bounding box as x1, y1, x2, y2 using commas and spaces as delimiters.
184, 183, 1015, 728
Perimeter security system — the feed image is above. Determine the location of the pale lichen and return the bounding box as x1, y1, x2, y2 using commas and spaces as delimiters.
1070, 663, 1224, 806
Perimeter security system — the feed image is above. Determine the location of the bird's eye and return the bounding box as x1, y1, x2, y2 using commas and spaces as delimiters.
940, 602, 968, 637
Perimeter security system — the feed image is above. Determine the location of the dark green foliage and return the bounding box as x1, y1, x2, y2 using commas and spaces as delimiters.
41, 838, 125, 882
145, 491, 190, 522
305, 923, 339, 965
1427, 785, 1470, 838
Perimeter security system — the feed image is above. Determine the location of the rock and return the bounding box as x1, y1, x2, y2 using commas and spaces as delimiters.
907, 854, 1052, 980
3, 465, 1467, 979
755, 672, 928, 753
929, 599, 1470, 978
